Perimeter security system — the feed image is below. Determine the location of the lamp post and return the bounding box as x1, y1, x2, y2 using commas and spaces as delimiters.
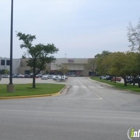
7, 0, 15, 92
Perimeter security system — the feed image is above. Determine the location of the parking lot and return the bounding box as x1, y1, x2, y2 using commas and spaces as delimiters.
0, 78, 67, 85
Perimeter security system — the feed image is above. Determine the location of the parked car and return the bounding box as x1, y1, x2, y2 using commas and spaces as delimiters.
126, 77, 133, 84
111, 77, 121, 82
53, 75, 60, 80
24, 74, 29, 78
41, 75, 49, 80
18, 74, 24, 78
105, 75, 113, 80
133, 77, 140, 84
36, 74, 43, 78
2, 74, 10, 78
48, 75, 54, 79
99, 76, 106, 80
13, 74, 18, 78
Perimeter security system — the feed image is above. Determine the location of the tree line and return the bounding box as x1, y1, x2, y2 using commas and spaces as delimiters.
88, 19, 140, 87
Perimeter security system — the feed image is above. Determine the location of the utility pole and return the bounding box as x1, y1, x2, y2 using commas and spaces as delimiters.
7, 0, 15, 92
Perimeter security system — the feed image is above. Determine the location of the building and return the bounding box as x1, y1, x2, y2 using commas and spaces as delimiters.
0, 57, 20, 74
50, 58, 89, 76
0, 57, 95, 76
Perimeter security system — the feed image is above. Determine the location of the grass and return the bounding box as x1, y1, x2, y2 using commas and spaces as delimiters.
90, 76, 140, 93
0, 83, 65, 97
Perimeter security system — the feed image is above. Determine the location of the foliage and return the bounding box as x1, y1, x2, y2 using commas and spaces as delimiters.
90, 77, 140, 93
17, 32, 59, 88
86, 58, 96, 73
95, 51, 140, 86
127, 19, 140, 52
55, 64, 69, 75
95, 50, 112, 75
0, 69, 9, 74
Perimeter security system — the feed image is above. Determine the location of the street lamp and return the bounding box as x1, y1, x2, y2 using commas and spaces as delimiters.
7, 0, 15, 92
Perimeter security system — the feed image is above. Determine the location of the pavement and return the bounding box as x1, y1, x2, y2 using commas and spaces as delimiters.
0, 77, 140, 140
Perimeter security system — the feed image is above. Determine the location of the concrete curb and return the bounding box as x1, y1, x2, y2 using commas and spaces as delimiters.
0, 85, 67, 100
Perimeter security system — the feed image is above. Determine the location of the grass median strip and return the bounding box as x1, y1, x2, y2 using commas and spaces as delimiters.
0, 83, 65, 98
90, 77, 140, 93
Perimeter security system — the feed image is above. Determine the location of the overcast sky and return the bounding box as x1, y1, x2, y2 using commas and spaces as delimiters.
1, 0, 140, 58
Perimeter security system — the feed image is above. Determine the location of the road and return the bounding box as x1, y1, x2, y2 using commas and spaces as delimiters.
0, 77, 140, 140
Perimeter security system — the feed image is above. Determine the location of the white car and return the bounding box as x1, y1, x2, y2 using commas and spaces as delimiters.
54, 75, 66, 81
18, 74, 24, 78
2, 74, 10, 78
41, 75, 49, 80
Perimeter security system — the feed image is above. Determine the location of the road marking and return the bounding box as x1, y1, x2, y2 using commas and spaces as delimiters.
92, 91, 103, 99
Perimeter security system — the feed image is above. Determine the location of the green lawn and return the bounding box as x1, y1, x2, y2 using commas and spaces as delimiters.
0, 83, 65, 97
90, 76, 140, 93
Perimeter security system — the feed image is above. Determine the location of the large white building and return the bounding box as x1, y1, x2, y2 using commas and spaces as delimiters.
0, 57, 20, 74
0, 57, 94, 76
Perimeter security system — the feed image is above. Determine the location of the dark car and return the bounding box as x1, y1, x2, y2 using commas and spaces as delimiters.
132, 77, 140, 84
126, 77, 133, 84
126, 76, 140, 84
105, 75, 113, 80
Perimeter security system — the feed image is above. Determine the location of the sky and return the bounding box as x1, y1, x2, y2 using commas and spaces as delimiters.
1, 0, 140, 58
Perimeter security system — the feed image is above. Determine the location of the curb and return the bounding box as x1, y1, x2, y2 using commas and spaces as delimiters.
0, 85, 67, 100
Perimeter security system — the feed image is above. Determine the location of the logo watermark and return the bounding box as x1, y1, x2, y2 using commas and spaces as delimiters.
127, 128, 140, 139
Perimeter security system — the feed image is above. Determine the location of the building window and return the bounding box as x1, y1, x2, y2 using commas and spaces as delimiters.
6, 60, 10, 65
1, 60, 5, 65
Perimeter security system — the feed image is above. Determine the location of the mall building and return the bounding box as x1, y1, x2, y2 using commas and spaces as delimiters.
0, 58, 94, 76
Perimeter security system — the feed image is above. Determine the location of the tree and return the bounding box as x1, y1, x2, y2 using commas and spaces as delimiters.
95, 50, 112, 75
55, 64, 69, 75
0, 69, 9, 74
97, 52, 129, 85
95, 50, 112, 58
86, 58, 96, 76
127, 19, 140, 87
17, 32, 59, 88
127, 19, 140, 52
108, 52, 128, 85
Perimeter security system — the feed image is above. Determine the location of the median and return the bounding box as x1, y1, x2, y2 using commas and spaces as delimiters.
0, 83, 65, 99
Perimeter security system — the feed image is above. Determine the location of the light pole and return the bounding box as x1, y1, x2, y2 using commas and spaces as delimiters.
7, 0, 15, 92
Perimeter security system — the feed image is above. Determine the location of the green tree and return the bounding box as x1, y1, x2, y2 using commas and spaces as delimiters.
95, 50, 112, 75
0, 69, 9, 74
56, 64, 69, 75
17, 32, 59, 88
108, 52, 128, 85
86, 58, 96, 76
99, 52, 128, 85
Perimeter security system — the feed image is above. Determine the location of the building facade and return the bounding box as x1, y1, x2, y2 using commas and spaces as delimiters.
0, 57, 94, 76
50, 58, 89, 76
0, 57, 21, 74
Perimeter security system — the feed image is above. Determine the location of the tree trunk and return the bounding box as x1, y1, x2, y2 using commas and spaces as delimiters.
114, 76, 116, 83
133, 76, 136, 86
123, 77, 127, 86
138, 82, 140, 88
32, 66, 36, 88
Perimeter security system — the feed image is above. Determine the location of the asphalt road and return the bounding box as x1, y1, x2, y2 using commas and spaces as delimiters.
0, 77, 140, 140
